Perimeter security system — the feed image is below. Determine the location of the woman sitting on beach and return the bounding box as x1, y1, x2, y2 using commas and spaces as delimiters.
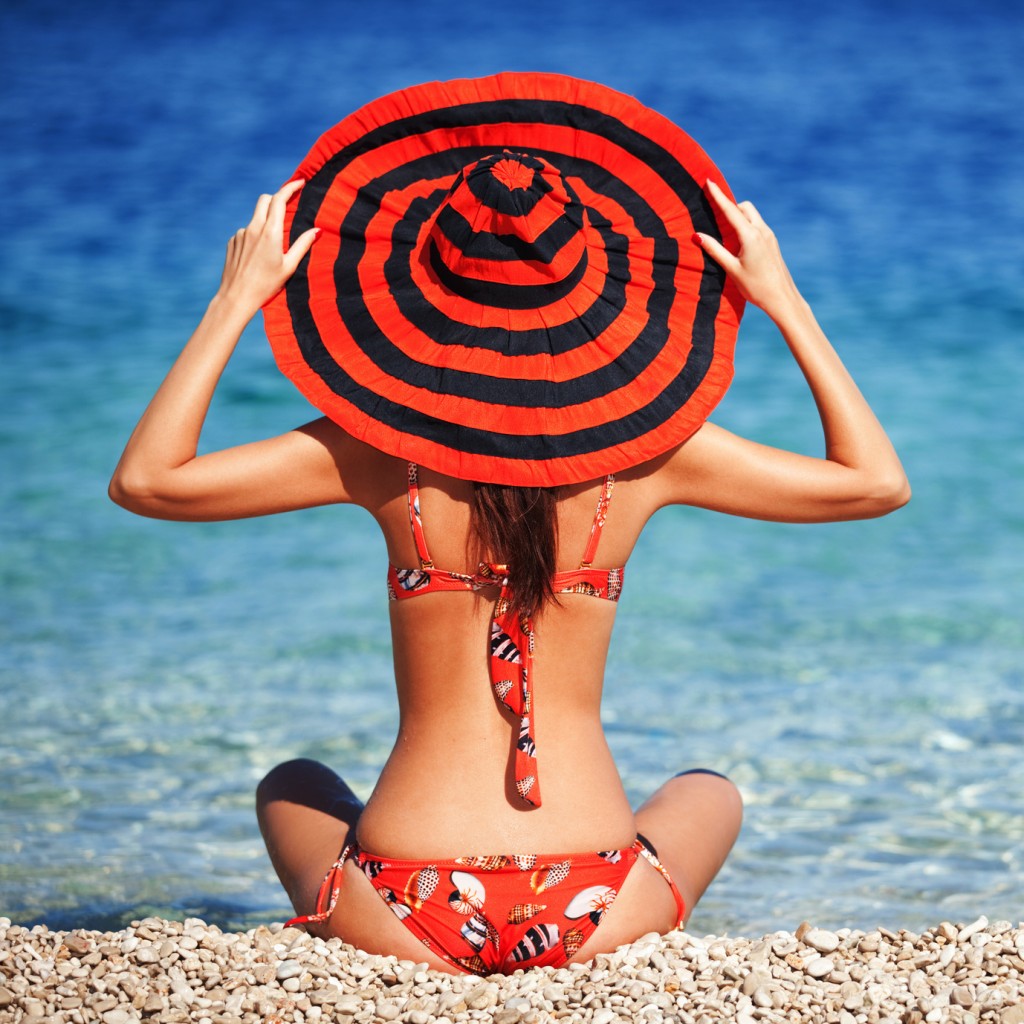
110, 75, 909, 975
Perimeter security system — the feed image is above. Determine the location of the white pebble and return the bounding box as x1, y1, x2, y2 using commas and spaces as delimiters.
803, 928, 841, 954
958, 916, 989, 943
804, 957, 835, 978
276, 959, 304, 981
102, 1012, 134, 1024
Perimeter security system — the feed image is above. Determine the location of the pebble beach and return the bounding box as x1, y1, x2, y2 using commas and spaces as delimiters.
3, 916, 1023, 1024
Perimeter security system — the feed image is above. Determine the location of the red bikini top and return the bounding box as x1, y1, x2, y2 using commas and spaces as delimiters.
387, 463, 624, 808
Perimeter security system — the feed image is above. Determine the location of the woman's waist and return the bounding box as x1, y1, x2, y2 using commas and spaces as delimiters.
357, 759, 635, 859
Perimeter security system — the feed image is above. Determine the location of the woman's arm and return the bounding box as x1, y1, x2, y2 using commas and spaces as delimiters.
652, 181, 910, 523
109, 181, 382, 521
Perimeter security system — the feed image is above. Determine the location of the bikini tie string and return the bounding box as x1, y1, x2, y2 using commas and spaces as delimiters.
479, 563, 541, 808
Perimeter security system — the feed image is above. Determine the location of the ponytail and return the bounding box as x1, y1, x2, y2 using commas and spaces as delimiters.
471, 483, 559, 620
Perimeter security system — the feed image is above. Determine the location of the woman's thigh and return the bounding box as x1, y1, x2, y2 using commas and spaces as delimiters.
256, 758, 364, 916
633, 768, 743, 922
572, 769, 741, 961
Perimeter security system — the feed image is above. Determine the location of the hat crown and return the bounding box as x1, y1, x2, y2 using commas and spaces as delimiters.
426, 151, 590, 301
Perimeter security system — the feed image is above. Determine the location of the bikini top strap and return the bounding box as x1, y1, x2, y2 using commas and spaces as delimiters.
579, 474, 616, 568
406, 463, 434, 569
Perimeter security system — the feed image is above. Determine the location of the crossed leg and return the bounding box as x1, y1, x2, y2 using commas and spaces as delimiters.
570, 768, 743, 958
255, 758, 453, 967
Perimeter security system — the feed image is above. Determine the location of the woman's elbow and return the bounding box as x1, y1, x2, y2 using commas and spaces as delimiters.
861, 469, 911, 518
108, 466, 162, 517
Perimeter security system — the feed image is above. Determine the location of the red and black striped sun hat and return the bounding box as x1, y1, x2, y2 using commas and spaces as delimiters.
263, 73, 745, 487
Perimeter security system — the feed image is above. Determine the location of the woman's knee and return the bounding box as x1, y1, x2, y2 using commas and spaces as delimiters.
256, 758, 363, 827
256, 758, 331, 808
673, 769, 743, 827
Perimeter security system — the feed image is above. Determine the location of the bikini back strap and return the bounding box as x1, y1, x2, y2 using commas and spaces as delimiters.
579, 474, 615, 568
406, 463, 434, 568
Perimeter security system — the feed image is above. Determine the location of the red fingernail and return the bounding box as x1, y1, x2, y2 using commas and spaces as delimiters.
314, 228, 323, 239
691, 232, 702, 246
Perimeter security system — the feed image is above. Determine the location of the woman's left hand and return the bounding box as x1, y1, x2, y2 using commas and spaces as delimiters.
216, 178, 319, 316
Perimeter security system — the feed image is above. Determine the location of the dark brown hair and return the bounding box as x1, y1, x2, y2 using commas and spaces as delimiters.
471, 483, 559, 620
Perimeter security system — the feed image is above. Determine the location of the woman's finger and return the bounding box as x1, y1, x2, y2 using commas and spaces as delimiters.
737, 200, 767, 228
251, 193, 274, 227
692, 231, 739, 274
705, 180, 751, 237
277, 177, 306, 202
268, 178, 306, 222
282, 226, 321, 276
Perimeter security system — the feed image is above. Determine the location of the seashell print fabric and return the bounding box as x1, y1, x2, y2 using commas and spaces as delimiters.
287, 837, 686, 975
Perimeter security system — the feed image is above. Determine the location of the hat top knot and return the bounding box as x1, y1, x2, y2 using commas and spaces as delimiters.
490, 155, 534, 192
427, 151, 590, 299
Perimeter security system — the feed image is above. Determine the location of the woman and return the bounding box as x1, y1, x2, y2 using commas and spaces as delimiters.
110, 75, 909, 975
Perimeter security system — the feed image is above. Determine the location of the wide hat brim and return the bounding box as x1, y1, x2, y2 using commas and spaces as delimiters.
264, 72, 745, 487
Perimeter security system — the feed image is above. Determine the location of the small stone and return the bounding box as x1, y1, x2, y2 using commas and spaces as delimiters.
939, 945, 959, 969
65, 934, 91, 956
23, 1000, 46, 1018
958, 917, 988, 943
135, 946, 160, 964
335, 995, 362, 1014
376, 1000, 401, 1021
592, 1011, 617, 1024
494, 1011, 524, 1024
102, 1010, 133, 1024
1002, 1007, 1024, 1024
805, 956, 835, 978
952, 986, 975, 1007
466, 983, 499, 1010
408, 1012, 431, 1024
144, 993, 165, 1013
752, 986, 774, 1008
938, 922, 959, 943
803, 928, 841, 954
0, 988, 13, 1008
282, 976, 301, 993
275, 960, 304, 982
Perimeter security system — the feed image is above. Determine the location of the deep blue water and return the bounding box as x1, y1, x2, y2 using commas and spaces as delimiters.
2, 0, 1022, 937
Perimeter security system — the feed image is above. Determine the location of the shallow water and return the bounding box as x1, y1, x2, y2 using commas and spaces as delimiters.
2, 0, 1022, 936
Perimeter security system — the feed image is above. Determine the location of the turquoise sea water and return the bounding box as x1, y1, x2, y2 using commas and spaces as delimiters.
2, 0, 1022, 936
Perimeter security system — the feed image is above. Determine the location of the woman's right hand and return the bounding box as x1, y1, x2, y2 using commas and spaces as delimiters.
216, 178, 320, 317
693, 180, 802, 323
